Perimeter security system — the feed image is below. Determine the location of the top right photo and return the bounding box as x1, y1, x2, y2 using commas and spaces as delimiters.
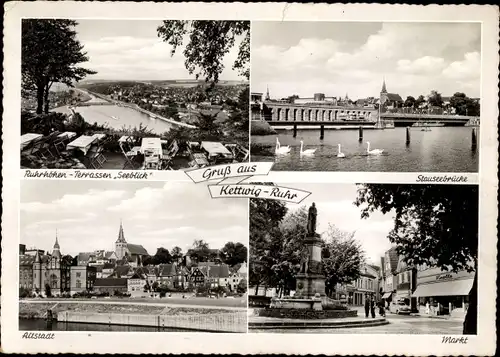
250, 22, 480, 172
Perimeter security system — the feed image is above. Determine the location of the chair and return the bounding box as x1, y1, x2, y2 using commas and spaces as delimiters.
87, 145, 107, 169
119, 141, 141, 170
29, 134, 58, 160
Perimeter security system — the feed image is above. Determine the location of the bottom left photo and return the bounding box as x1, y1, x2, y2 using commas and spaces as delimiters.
18, 180, 248, 333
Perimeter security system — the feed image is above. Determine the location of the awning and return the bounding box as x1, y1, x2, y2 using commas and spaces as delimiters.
382, 292, 392, 299
412, 278, 474, 297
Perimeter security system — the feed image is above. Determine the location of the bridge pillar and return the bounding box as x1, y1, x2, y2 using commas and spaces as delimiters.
297, 109, 303, 121
271, 108, 278, 121
334, 111, 338, 121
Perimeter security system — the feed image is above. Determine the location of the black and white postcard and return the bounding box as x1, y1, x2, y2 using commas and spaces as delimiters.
1, 2, 498, 356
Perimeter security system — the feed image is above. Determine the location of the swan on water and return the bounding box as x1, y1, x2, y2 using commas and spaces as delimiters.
299, 140, 317, 156
275, 137, 291, 155
337, 144, 345, 158
366, 141, 384, 155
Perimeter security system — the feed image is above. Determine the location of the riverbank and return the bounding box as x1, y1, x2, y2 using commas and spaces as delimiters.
251, 120, 276, 135
20, 300, 246, 332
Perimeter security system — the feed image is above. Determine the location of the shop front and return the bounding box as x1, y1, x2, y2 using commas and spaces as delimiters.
413, 268, 474, 317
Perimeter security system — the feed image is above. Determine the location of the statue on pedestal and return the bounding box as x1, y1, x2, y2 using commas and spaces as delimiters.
307, 203, 317, 235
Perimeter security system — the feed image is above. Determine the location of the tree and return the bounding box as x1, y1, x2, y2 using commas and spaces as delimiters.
427, 90, 443, 108
322, 225, 365, 297
237, 278, 248, 294
354, 184, 478, 334
157, 21, 250, 83
249, 196, 288, 295
152, 281, 159, 292
450, 92, 480, 116
62, 255, 74, 267
404, 96, 416, 108
170, 246, 183, 262
221, 242, 248, 266
197, 112, 221, 138
153, 247, 173, 265
414, 95, 426, 109
22, 19, 96, 114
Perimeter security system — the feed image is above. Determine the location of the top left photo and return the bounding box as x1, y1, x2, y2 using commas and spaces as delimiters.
20, 19, 250, 170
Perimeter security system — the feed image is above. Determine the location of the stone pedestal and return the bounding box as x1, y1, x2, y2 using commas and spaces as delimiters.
295, 234, 326, 300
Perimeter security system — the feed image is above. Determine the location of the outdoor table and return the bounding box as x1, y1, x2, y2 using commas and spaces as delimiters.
201, 141, 233, 159
21, 133, 42, 150
58, 131, 77, 140
66, 135, 97, 155
126, 146, 142, 156
141, 137, 162, 158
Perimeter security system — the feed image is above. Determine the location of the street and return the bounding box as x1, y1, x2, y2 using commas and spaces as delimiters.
251, 307, 465, 334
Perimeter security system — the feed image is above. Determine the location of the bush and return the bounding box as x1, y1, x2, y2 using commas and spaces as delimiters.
19, 287, 32, 298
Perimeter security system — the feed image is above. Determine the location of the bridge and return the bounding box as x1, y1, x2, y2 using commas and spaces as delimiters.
381, 113, 479, 126
258, 102, 479, 128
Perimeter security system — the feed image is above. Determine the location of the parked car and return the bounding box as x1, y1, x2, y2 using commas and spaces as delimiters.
389, 300, 411, 315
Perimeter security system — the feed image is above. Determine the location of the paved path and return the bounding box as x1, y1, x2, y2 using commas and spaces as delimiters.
251, 313, 464, 334
21, 298, 246, 311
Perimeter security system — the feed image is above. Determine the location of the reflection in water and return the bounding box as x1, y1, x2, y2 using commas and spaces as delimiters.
252, 127, 479, 172
19, 319, 206, 332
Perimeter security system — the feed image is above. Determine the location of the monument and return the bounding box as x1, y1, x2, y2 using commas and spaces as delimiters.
265, 203, 356, 317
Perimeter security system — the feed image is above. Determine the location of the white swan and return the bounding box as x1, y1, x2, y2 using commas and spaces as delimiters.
366, 141, 384, 155
275, 137, 291, 155
300, 140, 317, 156
337, 144, 345, 158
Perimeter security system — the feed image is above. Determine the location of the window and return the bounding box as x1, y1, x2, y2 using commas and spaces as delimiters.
76, 280, 81, 288
76, 272, 81, 278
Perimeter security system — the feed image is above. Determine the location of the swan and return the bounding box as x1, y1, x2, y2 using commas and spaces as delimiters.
300, 140, 317, 156
275, 137, 291, 155
366, 141, 384, 155
337, 144, 345, 158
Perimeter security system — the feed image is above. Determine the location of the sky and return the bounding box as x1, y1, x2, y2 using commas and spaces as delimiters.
20, 181, 248, 257
251, 22, 481, 100
283, 183, 395, 266
74, 20, 244, 81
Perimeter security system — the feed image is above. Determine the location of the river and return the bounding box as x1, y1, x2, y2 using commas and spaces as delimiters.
251, 127, 479, 172
52, 105, 174, 134
19, 319, 209, 332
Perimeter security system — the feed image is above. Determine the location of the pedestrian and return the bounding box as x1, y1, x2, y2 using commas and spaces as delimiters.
370, 296, 376, 318
364, 294, 370, 318
378, 300, 386, 317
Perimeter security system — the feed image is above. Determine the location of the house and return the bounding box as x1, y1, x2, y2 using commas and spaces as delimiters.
127, 272, 147, 296
93, 278, 128, 295
191, 262, 231, 289
395, 256, 418, 311
380, 247, 400, 303
70, 266, 97, 295
19, 254, 35, 290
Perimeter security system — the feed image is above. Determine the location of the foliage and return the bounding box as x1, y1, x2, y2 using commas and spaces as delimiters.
322, 225, 365, 296
249, 196, 288, 293
157, 21, 250, 83
170, 246, 183, 262
237, 278, 248, 294
355, 184, 478, 272
414, 95, 426, 108
221, 242, 248, 266
62, 255, 74, 267
427, 90, 443, 108
22, 19, 96, 114
450, 92, 480, 116
19, 287, 32, 298
404, 96, 416, 108
354, 184, 478, 334
143, 248, 173, 266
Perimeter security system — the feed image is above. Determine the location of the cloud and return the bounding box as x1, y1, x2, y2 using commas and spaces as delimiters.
252, 22, 481, 99
442, 52, 480, 80
397, 56, 446, 74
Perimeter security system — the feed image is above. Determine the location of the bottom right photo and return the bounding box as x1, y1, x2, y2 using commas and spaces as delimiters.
248, 183, 478, 335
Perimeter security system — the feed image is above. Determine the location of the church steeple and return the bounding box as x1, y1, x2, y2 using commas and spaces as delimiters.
116, 219, 126, 243
265, 85, 270, 101
52, 230, 61, 259
381, 78, 387, 93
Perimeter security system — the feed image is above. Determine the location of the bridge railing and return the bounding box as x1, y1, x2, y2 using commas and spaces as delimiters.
382, 107, 459, 116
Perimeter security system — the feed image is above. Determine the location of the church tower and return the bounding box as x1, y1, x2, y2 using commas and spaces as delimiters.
381, 78, 387, 94
265, 85, 270, 101
33, 249, 42, 294
51, 231, 61, 269
380, 78, 388, 106
115, 220, 128, 260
